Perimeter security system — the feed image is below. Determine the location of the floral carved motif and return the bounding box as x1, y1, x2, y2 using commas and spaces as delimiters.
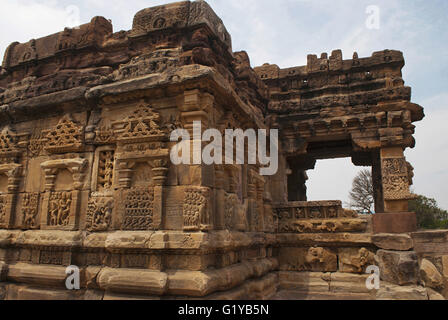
97, 150, 114, 191
381, 157, 413, 200
28, 131, 44, 157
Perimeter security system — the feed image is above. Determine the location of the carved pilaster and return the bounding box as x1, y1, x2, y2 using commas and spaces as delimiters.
0, 163, 22, 228
112, 102, 169, 231
379, 147, 416, 212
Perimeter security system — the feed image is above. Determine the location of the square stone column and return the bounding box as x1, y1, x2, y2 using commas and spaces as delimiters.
373, 147, 417, 233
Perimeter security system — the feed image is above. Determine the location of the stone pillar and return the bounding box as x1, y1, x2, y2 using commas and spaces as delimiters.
178, 90, 215, 231
371, 151, 384, 214
373, 147, 417, 233
287, 167, 308, 201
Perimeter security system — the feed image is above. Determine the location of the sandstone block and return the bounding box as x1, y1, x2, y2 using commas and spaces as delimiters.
7, 285, 80, 300
441, 255, 448, 279
278, 271, 330, 292
338, 247, 375, 273
278, 247, 337, 272
412, 230, 448, 254
376, 283, 428, 300
0, 261, 7, 281
7, 263, 67, 287
376, 250, 419, 285
426, 288, 445, 300
420, 258, 444, 290
329, 273, 375, 294
372, 233, 413, 251
97, 268, 167, 295
0, 283, 6, 300
166, 270, 223, 297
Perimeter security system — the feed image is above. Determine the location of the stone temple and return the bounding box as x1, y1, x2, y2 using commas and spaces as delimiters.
0, 1, 445, 300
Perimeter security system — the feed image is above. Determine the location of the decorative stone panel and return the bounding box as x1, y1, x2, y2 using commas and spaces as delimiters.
40, 158, 88, 230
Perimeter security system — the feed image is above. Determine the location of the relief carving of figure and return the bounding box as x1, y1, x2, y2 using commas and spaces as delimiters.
48, 192, 71, 227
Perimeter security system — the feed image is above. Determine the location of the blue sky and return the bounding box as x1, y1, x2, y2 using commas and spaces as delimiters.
1, 0, 447, 209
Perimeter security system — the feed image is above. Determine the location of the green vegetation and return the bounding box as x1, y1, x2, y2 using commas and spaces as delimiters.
349, 170, 448, 229
409, 195, 448, 230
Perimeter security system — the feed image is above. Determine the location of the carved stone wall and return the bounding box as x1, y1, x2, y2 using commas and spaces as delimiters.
0, 0, 425, 300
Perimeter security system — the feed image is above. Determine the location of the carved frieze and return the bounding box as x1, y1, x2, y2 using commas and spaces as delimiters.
98, 150, 114, 191
224, 193, 238, 229
86, 196, 113, 232
112, 103, 170, 189
47, 191, 72, 227
275, 201, 346, 220
113, 49, 181, 81
40, 158, 87, 230
114, 103, 165, 144
43, 115, 84, 154
0, 126, 20, 157
28, 131, 44, 157
95, 125, 115, 145
0, 125, 28, 162
121, 187, 154, 231
274, 201, 367, 233
0, 195, 7, 225
183, 187, 211, 231
22, 193, 40, 229
381, 157, 414, 200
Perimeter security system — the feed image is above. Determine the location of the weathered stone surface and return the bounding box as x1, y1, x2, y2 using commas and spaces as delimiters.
6, 285, 80, 300
276, 233, 372, 247
338, 247, 375, 273
278, 271, 330, 292
373, 212, 417, 234
0, 283, 6, 300
376, 283, 428, 300
277, 272, 379, 298
442, 255, 448, 278
412, 230, 448, 254
97, 268, 168, 295
7, 263, 68, 287
329, 273, 376, 294
0, 261, 7, 281
0, 0, 427, 300
372, 233, 413, 251
278, 247, 337, 272
420, 258, 444, 290
376, 250, 419, 285
426, 288, 445, 300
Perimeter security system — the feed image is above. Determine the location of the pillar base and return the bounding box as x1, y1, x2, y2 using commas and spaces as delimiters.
373, 212, 417, 234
